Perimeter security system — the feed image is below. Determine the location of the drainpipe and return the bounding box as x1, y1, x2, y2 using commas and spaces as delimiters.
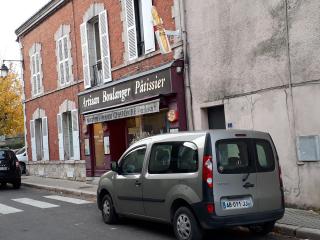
178, 0, 194, 130
17, 38, 28, 161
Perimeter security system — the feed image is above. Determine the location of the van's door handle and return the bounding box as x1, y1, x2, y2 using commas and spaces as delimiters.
243, 182, 255, 188
135, 180, 142, 187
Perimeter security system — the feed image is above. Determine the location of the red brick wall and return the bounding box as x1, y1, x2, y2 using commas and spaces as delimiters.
21, 0, 177, 161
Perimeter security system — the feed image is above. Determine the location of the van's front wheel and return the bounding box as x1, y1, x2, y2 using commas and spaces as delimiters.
248, 221, 275, 236
173, 207, 203, 240
101, 195, 118, 224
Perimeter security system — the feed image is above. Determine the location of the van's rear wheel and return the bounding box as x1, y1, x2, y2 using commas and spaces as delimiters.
173, 207, 203, 240
101, 195, 118, 224
249, 221, 275, 235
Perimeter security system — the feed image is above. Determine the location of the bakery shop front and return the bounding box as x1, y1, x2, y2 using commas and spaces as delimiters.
78, 61, 187, 177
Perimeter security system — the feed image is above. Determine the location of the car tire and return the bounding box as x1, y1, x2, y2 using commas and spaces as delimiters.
13, 179, 21, 189
173, 207, 203, 240
101, 195, 118, 224
249, 221, 275, 236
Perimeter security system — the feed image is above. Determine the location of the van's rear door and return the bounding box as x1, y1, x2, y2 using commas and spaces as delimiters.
254, 138, 282, 212
211, 133, 259, 216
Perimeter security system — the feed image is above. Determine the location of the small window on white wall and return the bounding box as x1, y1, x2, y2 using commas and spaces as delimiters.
297, 136, 320, 161
29, 43, 43, 96
55, 25, 73, 87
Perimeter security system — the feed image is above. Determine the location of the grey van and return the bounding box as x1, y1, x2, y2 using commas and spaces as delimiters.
97, 130, 284, 240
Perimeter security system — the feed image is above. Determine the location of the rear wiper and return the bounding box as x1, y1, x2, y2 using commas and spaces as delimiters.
242, 172, 250, 182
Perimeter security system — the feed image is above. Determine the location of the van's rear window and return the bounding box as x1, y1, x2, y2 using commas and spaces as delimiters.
216, 139, 254, 174
216, 139, 276, 174
255, 140, 275, 172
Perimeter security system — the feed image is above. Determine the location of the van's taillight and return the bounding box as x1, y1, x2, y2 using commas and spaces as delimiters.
203, 155, 213, 188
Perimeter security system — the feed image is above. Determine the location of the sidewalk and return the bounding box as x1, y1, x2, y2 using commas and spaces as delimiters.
275, 208, 320, 239
21, 175, 97, 199
21, 176, 320, 239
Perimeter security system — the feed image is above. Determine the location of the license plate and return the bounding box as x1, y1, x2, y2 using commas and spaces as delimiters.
221, 197, 253, 210
0, 167, 8, 171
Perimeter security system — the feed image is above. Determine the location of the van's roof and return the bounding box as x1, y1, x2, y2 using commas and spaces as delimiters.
131, 129, 270, 148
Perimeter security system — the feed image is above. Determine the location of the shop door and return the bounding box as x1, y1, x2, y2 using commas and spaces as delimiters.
93, 123, 105, 175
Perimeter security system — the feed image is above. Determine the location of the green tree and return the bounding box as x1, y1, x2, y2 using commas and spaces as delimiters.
0, 72, 24, 136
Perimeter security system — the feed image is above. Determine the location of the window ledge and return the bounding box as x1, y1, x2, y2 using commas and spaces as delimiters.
111, 41, 183, 72
25, 80, 83, 103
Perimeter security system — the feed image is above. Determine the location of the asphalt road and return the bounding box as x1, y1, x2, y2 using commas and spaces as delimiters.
0, 186, 300, 240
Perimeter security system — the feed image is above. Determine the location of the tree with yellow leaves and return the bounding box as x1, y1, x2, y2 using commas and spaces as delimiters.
0, 72, 24, 136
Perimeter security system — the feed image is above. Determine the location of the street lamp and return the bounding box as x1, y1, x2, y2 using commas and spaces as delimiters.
0, 60, 23, 78
0, 63, 9, 78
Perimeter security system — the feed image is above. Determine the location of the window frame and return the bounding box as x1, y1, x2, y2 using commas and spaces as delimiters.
215, 138, 255, 174
118, 145, 147, 175
148, 141, 199, 174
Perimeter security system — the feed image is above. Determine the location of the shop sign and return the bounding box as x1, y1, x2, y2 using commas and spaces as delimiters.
79, 69, 171, 114
85, 100, 160, 125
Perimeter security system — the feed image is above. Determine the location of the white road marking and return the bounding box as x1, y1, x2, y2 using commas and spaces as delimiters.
43, 195, 91, 204
12, 198, 59, 209
0, 203, 23, 215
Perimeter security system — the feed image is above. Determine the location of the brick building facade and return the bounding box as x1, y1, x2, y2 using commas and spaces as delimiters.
16, 0, 186, 180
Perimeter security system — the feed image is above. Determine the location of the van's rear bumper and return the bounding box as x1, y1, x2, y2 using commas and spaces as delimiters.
191, 203, 285, 229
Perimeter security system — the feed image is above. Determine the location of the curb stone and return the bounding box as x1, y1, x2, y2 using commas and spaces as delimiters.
275, 223, 320, 240
21, 182, 97, 200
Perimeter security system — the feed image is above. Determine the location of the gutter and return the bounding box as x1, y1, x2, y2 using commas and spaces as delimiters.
178, 0, 194, 130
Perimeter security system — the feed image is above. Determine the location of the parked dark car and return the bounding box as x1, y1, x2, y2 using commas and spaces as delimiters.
0, 149, 21, 189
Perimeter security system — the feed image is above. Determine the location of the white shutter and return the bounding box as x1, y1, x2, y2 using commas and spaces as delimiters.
141, 0, 155, 54
42, 117, 50, 160
57, 114, 64, 160
80, 22, 91, 89
30, 120, 37, 161
99, 10, 112, 83
71, 110, 80, 160
125, 0, 138, 60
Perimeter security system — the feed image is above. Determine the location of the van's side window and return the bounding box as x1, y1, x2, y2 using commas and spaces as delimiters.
149, 142, 198, 174
119, 146, 146, 175
255, 140, 275, 172
216, 140, 253, 174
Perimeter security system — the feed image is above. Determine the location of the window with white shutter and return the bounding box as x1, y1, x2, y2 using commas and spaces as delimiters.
72, 109, 80, 160
80, 7, 112, 88
80, 23, 91, 89
125, 0, 138, 60
42, 117, 50, 160
57, 35, 71, 86
99, 10, 112, 83
30, 120, 37, 161
57, 113, 64, 160
29, 43, 43, 97
124, 0, 155, 61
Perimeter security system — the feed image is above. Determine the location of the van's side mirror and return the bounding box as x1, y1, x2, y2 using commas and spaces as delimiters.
111, 161, 119, 173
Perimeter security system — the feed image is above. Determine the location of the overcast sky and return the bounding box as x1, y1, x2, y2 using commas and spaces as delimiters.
0, 0, 49, 69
